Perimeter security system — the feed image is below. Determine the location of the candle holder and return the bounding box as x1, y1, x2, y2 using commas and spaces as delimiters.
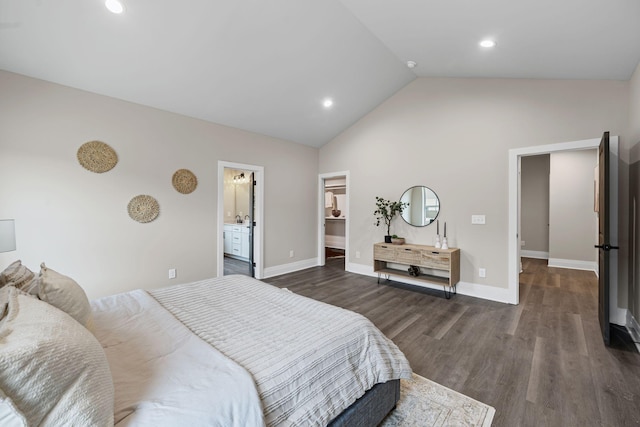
434, 235, 441, 248
441, 237, 449, 250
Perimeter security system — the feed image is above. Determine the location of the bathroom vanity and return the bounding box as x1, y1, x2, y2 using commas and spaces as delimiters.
224, 223, 251, 260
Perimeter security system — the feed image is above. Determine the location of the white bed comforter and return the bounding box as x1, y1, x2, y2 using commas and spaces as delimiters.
149, 275, 412, 427
91, 289, 266, 427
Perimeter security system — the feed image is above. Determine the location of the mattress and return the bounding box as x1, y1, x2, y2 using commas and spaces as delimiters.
91, 289, 265, 427
92, 275, 411, 426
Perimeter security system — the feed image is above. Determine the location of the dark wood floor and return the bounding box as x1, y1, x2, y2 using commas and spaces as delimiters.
263, 257, 640, 426
223, 255, 252, 276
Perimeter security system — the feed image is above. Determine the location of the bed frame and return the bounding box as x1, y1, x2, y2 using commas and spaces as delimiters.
328, 380, 400, 427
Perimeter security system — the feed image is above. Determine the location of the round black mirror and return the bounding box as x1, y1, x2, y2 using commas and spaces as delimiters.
400, 186, 440, 227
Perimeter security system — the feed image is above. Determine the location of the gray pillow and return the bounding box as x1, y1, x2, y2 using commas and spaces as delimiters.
0, 260, 35, 293
34, 263, 94, 330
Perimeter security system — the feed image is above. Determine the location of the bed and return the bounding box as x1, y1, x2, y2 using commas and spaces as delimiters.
0, 266, 411, 427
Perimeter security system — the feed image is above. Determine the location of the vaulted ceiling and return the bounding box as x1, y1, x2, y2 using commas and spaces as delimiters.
1, 0, 639, 147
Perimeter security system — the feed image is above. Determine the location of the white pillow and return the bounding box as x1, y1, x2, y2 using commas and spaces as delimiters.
0, 388, 27, 427
34, 263, 93, 329
0, 286, 114, 426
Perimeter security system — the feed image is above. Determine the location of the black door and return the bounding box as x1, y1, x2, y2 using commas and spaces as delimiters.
249, 172, 255, 278
595, 131, 618, 346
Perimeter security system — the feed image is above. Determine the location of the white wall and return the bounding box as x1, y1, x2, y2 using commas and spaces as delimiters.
548, 150, 598, 269
0, 71, 319, 299
320, 77, 628, 296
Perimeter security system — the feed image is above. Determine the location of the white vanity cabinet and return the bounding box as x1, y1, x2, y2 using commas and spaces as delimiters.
231, 225, 243, 257
225, 224, 251, 260
223, 224, 234, 255
240, 226, 250, 259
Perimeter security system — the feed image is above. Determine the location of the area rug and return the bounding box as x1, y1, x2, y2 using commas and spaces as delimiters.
380, 373, 496, 427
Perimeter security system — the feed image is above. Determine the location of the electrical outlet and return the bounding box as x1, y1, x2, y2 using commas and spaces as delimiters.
168, 268, 177, 279
355, 251, 361, 259
521, 240, 526, 247
479, 268, 486, 278
289, 250, 294, 258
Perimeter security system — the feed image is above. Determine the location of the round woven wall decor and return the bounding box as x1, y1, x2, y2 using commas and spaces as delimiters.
127, 195, 160, 223
172, 169, 198, 194
77, 140, 118, 173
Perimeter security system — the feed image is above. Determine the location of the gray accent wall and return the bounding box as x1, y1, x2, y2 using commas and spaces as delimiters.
521, 155, 550, 255
548, 150, 598, 267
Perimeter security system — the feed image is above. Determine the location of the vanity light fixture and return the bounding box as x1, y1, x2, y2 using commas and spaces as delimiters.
322, 98, 334, 109
479, 39, 496, 48
233, 173, 247, 184
105, 0, 124, 14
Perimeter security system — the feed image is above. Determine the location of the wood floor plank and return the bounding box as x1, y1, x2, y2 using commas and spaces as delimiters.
526, 336, 544, 403
263, 257, 640, 426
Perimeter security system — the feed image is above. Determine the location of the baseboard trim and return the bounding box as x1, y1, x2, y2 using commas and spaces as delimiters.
263, 258, 318, 278
346, 262, 515, 305
521, 250, 549, 259
626, 311, 640, 352
547, 258, 597, 273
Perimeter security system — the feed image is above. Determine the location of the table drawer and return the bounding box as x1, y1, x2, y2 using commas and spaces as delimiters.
418, 251, 450, 269
374, 244, 396, 262
395, 247, 421, 264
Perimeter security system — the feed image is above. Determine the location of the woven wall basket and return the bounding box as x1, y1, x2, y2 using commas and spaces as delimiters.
77, 140, 118, 173
127, 195, 160, 223
172, 169, 197, 194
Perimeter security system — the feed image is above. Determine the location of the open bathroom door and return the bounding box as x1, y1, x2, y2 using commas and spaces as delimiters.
249, 172, 255, 278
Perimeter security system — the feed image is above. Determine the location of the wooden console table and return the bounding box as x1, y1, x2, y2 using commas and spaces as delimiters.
373, 242, 460, 299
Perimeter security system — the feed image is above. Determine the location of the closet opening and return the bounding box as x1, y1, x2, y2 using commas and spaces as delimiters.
318, 172, 349, 271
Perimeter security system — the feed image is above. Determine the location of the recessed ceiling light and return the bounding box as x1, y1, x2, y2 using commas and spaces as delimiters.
479, 39, 496, 48
406, 60, 417, 69
322, 98, 334, 109
105, 0, 124, 14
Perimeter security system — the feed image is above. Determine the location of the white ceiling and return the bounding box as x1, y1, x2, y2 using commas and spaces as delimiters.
1, 0, 639, 148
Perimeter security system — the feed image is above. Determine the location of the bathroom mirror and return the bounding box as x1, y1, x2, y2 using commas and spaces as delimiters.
400, 186, 440, 227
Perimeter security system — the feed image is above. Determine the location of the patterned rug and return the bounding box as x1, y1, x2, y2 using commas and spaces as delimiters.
381, 374, 496, 427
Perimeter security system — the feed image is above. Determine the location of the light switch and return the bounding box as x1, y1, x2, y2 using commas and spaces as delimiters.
472, 215, 486, 225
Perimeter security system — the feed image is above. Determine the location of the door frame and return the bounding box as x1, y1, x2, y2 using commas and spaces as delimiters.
217, 161, 264, 279
318, 171, 350, 267
508, 137, 604, 304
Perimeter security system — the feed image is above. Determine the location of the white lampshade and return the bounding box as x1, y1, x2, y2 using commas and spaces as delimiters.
0, 219, 16, 253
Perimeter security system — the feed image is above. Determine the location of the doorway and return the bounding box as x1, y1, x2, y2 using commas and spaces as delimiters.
520, 150, 598, 271
217, 161, 264, 279
508, 136, 622, 325
222, 168, 253, 276
318, 172, 349, 270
